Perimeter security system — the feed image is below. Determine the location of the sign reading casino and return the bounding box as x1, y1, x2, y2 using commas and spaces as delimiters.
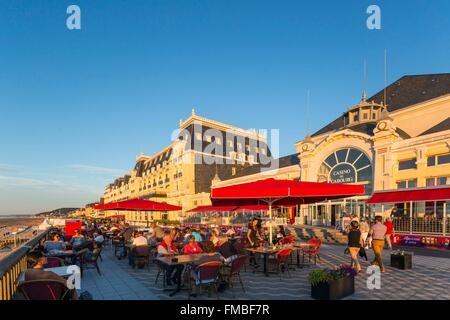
329, 163, 357, 183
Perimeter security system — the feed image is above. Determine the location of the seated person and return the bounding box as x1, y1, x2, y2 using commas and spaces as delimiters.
94, 232, 104, 243
217, 240, 239, 266
190, 252, 222, 286
191, 229, 203, 242
24, 252, 78, 300
44, 234, 66, 253
148, 223, 164, 242
209, 230, 223, 247
225, 228, 236, 236
183, 227, 193, 244
157, 235, 183, 286
128, 231, 149, 268
199, 239, 215, 253
199, 227, 209, 241
70, 229, 86, 249
182, 236, 203, 254
132, 231, 148, 247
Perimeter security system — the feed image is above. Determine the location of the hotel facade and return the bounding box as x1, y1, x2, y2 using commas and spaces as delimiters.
97, 73, 450, 232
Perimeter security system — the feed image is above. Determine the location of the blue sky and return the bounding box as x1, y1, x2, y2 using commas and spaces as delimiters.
1, 0, 450, 214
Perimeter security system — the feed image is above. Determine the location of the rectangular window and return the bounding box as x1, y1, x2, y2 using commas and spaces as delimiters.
398, 158, 417, 170
426, 178, 436, 187
437, 153, 450, 165
363, 113, 368, 120
397, 181, 407, 189
397, 179, 417, 189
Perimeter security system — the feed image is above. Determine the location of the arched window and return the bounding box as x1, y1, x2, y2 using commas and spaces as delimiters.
318, 148, 372, 194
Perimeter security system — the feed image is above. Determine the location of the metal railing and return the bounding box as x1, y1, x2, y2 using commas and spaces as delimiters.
393, 217, 448, 235
0, 228, 51, 300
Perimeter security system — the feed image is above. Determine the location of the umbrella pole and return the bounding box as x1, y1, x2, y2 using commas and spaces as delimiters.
269, 203, 273, 245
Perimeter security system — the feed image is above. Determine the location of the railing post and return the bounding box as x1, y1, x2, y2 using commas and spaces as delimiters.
443, 202, 447, 237
409, 201, 413, 234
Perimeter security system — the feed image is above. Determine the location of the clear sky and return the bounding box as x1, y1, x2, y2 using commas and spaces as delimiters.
1, 0, 450, 214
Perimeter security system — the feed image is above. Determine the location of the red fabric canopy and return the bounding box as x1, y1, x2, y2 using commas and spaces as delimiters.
366, 186, 450, 204
94, 199, 182, 211
187, 205, 237, 213
107, 215, 125, 219
211, 178, 365, 206
235, 205, 269, 211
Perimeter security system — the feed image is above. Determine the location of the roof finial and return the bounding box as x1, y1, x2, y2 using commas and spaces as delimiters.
191, 107, 196, 116
362, 59, 367, 102
383, 48, 388, 106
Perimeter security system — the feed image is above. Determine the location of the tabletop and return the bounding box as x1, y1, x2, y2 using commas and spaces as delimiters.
46, 250, 74, 257
16, 265, 79, 284
156, 253, 211, 266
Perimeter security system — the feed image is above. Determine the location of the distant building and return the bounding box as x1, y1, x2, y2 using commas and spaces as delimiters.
101, 110, 274, 223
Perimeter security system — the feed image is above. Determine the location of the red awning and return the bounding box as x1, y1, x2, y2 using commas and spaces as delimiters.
366, 186, 450, 204
94, 199, 182, 211
211, 178, 365, 206
235, 205, 269, 211
187, 205, 237, 213
108, 215, 125, 219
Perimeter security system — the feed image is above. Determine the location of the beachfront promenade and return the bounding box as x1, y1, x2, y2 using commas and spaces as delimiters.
80, 243, 450, 300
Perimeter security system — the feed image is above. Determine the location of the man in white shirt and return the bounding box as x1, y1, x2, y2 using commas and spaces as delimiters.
132, 231, 148, 247
94, 233, 105, 243
128, 231, 149, 268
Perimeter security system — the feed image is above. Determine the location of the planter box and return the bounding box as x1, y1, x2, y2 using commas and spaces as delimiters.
311, 276, 355, 300
391, 253, 412, 270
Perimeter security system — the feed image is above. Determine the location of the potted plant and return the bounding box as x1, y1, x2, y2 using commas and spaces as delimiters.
308, 265, 356, 300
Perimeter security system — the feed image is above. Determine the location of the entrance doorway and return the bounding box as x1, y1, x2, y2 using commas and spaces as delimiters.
331, 205, 341, 226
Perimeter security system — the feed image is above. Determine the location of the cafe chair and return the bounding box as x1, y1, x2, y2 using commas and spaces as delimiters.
220, 255, 247, 297
302, 238, 322, 266
17, 279, 73, 300
79, 248, 102, 276
269, 248, 292, 279
133, 245, 151, 269
189, 261, 223, 299
113, 237, 126, 258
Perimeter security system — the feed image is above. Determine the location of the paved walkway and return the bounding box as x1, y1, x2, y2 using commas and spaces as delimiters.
80, 244, 450, 300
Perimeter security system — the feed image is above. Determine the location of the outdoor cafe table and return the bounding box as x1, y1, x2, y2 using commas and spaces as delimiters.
291, 242, 316, 268
246, 247, 281, 277
155, 253, 210, 297
16, 265, 79, 285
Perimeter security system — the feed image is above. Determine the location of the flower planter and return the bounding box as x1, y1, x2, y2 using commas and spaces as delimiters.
390, 253, 412, 270
311, 276, 355, 300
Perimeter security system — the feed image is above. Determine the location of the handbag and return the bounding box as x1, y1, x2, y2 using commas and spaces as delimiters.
358, 247, 368, 261
344, 247, 350, 255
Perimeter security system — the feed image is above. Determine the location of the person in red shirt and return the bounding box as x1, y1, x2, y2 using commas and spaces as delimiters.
182, 236, 203, 254
384, 217, 394, 249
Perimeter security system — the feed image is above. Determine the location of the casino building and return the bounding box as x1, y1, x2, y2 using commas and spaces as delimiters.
216, 73, 450, 227
293, 73, 450, 226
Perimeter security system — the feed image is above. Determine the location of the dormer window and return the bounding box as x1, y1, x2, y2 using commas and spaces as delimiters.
353, 110, 359, 122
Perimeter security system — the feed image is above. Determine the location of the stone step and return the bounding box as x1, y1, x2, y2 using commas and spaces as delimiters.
292, 226, 348, 244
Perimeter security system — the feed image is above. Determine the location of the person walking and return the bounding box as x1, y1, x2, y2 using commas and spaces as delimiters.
368, 215, 387, 272
360, 218, 370, 249
347, 220, 363, 272
384, 217, 394, 250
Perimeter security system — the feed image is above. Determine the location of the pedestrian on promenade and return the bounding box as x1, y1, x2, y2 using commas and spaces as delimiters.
368, 215, 387, 272
360, 218, 370, 249
384, 217, 394, 250
347, 220, 363, 272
